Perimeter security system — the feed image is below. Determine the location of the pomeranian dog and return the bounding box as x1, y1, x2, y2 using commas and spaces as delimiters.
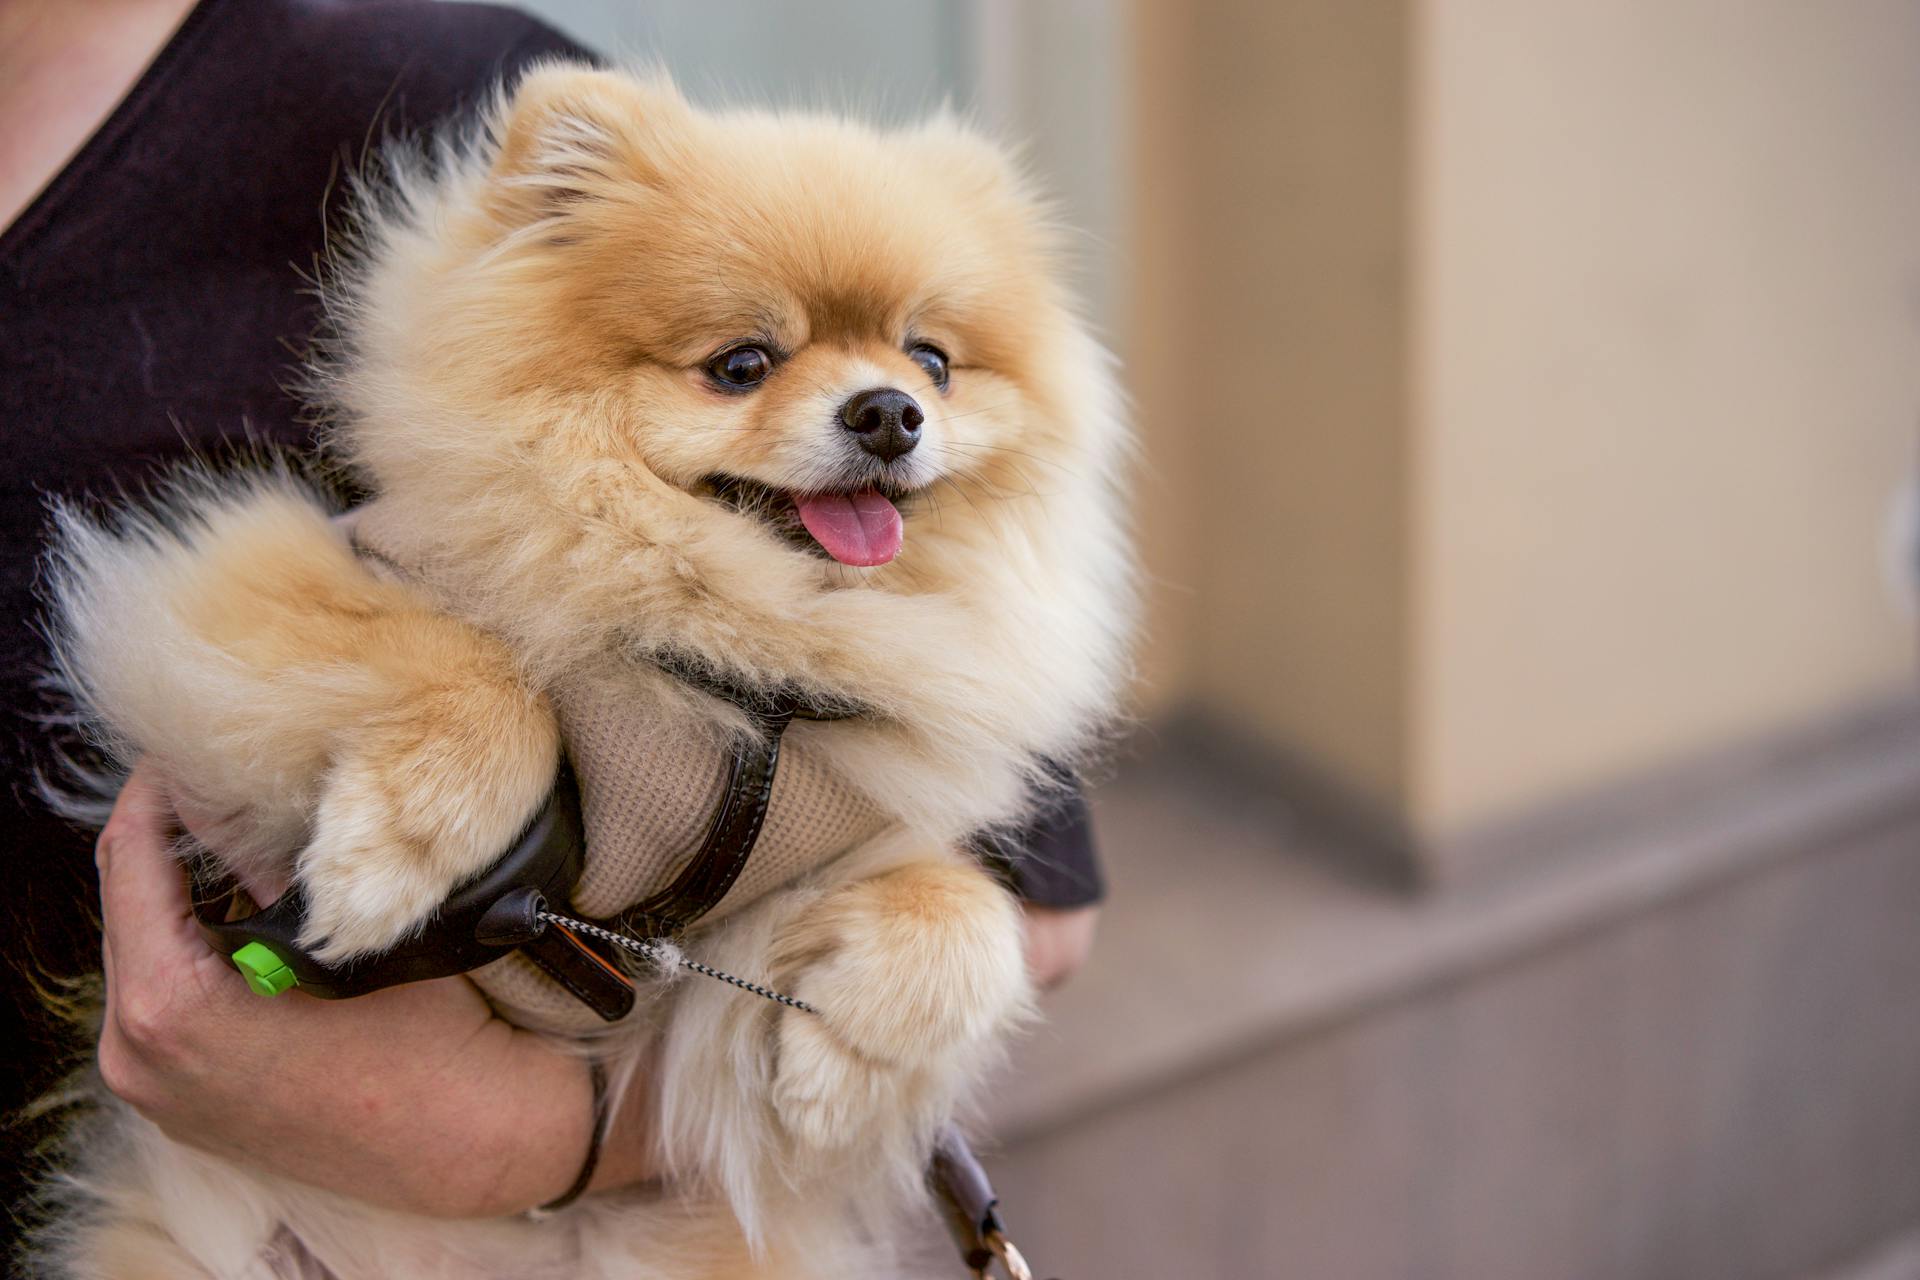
35, 63, 1130, 1279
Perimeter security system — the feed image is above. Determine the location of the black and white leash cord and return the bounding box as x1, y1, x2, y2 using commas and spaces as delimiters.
535, 909, 820, 1015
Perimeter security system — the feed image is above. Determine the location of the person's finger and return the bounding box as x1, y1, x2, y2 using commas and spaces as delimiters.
94, 763, 169, 876
96, 765, 206, 979
1023, 902, 1099, 992
170, 786, 296, 907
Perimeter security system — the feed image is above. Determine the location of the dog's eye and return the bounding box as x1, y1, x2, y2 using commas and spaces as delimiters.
707, 345, 774, 390
908, 343, 950, 392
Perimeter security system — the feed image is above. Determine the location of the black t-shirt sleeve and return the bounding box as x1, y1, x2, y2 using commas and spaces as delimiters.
499, 9, 594, 69
977, 785, 1107, 909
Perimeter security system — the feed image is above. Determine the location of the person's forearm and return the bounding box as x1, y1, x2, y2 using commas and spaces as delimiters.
376, 1020, 602, 1218
95, 767, 624, 1220
105, 981, 606, 1219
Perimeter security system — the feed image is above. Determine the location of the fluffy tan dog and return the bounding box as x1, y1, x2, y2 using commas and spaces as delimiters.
38, 64, 1131, 1279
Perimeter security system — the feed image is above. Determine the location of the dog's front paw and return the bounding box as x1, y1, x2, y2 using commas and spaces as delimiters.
771, 1011, 916, 1151
295, 758, 466, 963
294, 733, 553, 964
298, 854, 444, 963
769, 860, 1030, 1150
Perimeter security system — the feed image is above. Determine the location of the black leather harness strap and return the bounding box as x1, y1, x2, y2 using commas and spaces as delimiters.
552, 658, 864, 1015
616, 707, 791, 939
601, 654, 863, 942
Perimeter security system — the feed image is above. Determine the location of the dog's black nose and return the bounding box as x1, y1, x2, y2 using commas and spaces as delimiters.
840, 387, 923, 462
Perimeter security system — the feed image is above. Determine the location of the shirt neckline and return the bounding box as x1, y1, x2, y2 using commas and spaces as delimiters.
0, 0, 225, 269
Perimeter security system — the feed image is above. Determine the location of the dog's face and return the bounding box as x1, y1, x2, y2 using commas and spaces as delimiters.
378, 67, 1096, 577
335, 65, 1130, 820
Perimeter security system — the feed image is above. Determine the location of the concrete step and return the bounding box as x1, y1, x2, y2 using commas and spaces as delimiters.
972, 700, 1920, 1279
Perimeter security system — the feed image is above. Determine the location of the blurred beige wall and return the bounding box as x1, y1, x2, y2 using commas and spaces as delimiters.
1128, 0, 1413, 806
1412, 0, 1920, 832
1129, 0, 1920, 843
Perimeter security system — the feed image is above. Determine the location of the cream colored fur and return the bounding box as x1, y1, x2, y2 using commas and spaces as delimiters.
36, 63, 1131, 1279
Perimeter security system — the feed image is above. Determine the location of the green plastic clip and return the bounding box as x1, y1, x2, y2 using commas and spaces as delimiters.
231, 941, 298, 997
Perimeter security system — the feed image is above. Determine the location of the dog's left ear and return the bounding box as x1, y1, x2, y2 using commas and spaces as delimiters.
913, 110, 1034, 203
487, 63, 691, 221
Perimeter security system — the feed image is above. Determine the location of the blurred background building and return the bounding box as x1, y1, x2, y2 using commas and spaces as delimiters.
496, 2, 1920, 1276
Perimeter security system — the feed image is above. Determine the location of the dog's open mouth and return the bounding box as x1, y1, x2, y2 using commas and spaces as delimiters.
708, 477, 910, 567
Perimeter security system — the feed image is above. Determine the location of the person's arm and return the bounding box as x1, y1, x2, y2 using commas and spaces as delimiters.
982, 782, 1105, 991
95, 767, 1097, 1209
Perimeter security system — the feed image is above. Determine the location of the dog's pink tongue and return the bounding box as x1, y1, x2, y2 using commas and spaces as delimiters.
794, 490, 903, 566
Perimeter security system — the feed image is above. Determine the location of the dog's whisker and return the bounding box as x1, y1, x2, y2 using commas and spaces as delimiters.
929, 446, 1057, 503
937, 438, 1079, 480
934, 476, 1001, 537
930, 400, 1021, 424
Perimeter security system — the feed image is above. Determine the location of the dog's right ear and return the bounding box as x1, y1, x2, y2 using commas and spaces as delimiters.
487, 64, 691, 222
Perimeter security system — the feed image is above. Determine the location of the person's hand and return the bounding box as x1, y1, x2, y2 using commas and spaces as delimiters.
1022, 902, 1099, 992
93, 764, 645, 1217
